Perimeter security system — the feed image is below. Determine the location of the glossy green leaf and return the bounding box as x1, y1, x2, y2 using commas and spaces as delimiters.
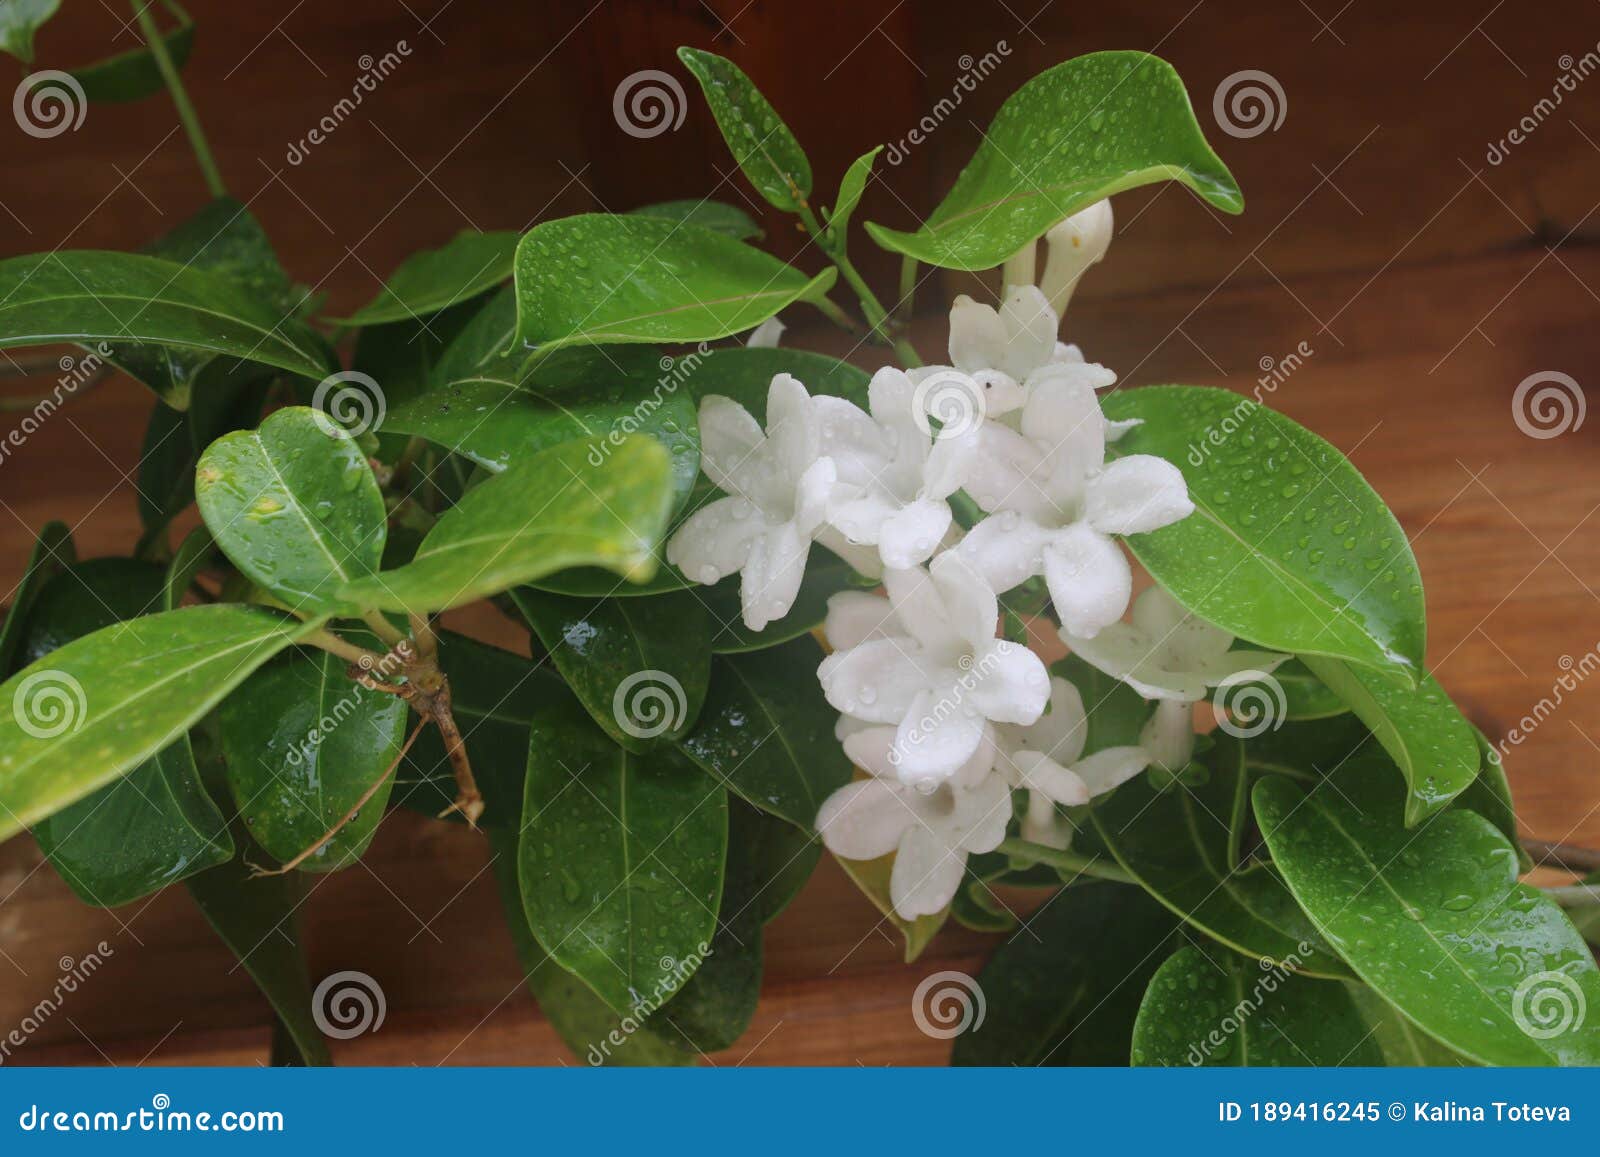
676, 634, 852, 830
1091, 734, 1350, 978
727, 799, 819, 924
700, 551, 873, 653
196, 406, 386, 616
1254, 756, 1600, 1066
339, 435, 676, 614
1131, 946, 1380, 1066
1462, 727, 1529, 871
0, 604, 321, 843
676, 345, 870, 409
164, 526, 216, 611
14, 558, 165, 666
519, 688, 726, 1014
0, 0, 58, 62
629, 200, 762, 241
677, 48, 811, 211
1260, 657, 1347, 719
1347, 984, 1474, 1066
1239, 711, 1374, 779
69, 2, 194, 102
334, 230, 520, 326
0, 521, 73, 678
953, 883, 1177, 1066
836, 853, 946, 962
511, 587, 710, 753
513, 214, 835, 353
826, 146, 881, 243
0, 251, 329, 407
1104, 386, 1425, 683
351, 295, 488, 408
218, 645, 409, 872
487, 830, 691, 1066
865, 52, 1241, 270
1301, 655, 1478, 826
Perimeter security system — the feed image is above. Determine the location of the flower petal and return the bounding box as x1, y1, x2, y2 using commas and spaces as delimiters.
948, 294, 1009, 374
997, 285, 1059, 381
741, 521, 809, 631
813, 395, 889, 489
921, 425, 979, 500
1004, 676, 1087, 765
1141, 699, 1196, 771
1020, 367, 1106, 485
827, 490, 898, 546
1042, 522, 1132, 639
890, 823, 968, 919
1039, 199, 1113, 316
818, 637, 930, 724
817, 779, 915, 861
883, 565, 960, 655
954, 771, 1013, 853
1071, 746, 1151, 797
894, 687, 987, 784
665, 496, 768, 585
965, 640, 1049, 725
697, 395, 768, 496
1086, 455, 1194, 535
1063, 619, 1207, 702
745, 316, 785, 348
822, 590, 898, 650
963, 422, 1052, 516
878, 498, 952, 570
1009, 750, 1091, 806
765, 372, 819, 481
814, 527, 885, 578
841, 726, 904, 779
792, 456, 838, 535
930, 550, 997, 647
956, 513, 1049, 595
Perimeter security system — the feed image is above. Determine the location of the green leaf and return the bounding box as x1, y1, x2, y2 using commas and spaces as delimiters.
511, 587, 710, 753
865, 51, 1241, 270
1104, 386, 1425, 683
825, 146, 881, 244
676, 345, 870, 409
218, 646, 409, 872
700, 551, 872, 653
836, 853, 947, 962
1131, 945, 1380, 1066
1239, 711, 1374, 778
0, 0, 59, 63
1053, 652, 1148, 750
1253, 756, 1600, 1066
0, 604, 321, 844
1301, 656, 1478, 826
0, 521, 73, 678
726, 798, 819, 924
69, 2, 195, 102
196, 406, 386, 617
164, 526, 216, 610
351, 295, 488, 408
953, 882, 1177, 1066
1091, 734, 1350, 978
519, 687, 726, 1015
629, 200, 763, 241
1260, 656, 1347, 720
338, 435, 676, 614
1347, 984, 1474, 1066
334, 230, 520, 326
676, 48, 811, 211
0, 251, 329, 408
1461, 727, 1529, 871
676, 634, 852, 830
513, 214, 835, 353
487, 830, 691, 1066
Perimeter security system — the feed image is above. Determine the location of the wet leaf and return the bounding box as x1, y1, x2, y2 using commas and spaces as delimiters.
677, 48, 811, 211
334, 230, 520, 326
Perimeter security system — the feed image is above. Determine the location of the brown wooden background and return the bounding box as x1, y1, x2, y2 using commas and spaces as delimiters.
1, 0, 1599, 1065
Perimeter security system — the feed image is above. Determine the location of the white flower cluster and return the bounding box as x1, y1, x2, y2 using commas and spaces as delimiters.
669, 200, 1282, 919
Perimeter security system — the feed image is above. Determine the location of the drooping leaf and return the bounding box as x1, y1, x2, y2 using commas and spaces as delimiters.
510, 587, 711, 753
952, 882, 1178, 1066
1131, 945, 1380, 1067
519, 687, 726, 1015
0, 250, 329, 408
1301, 655, 1478, 826
0, 521, 73, 678
676, 48, 812, 212
334, 230, 520, 326
1104, 386, 1425, 684
629, 199, 762, 241
1253, 755, 1600, 1066
676, 634, 852, 830
1090, 734, 1350, 978
0, 604, 321, 843
0, 0, 59, 63
196, 406, 387, 617
69, 1, 195, 102
836, 853, 947, 963
513, 214, 835, 353
825, 146, 882, 243
865, 51, 1241, 270
1347, 984, 1474, 1066
487, 830, 691, 1066
338, 435, 675, 614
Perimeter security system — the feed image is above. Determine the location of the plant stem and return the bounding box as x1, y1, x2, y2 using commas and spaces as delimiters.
810, 294, 860, 335
896, 254, 918, 326
361, 610, 407, 650
301, 627, 387, 669
998, 837, 1136, 884
1522, 838, 1600, 875
132, 0, 224, 198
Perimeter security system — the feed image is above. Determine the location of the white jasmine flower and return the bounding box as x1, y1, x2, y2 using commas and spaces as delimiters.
817, 553, 1050, 787
667, 373, 838, 632
816, 725, 1010, 919
1063, 587, 1288, 770
958, 370, 1193, 637
911, 286, 1079, 422
746, 316, 785, 348
816, 367, 978, 570
1038, 200, 1114, 317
